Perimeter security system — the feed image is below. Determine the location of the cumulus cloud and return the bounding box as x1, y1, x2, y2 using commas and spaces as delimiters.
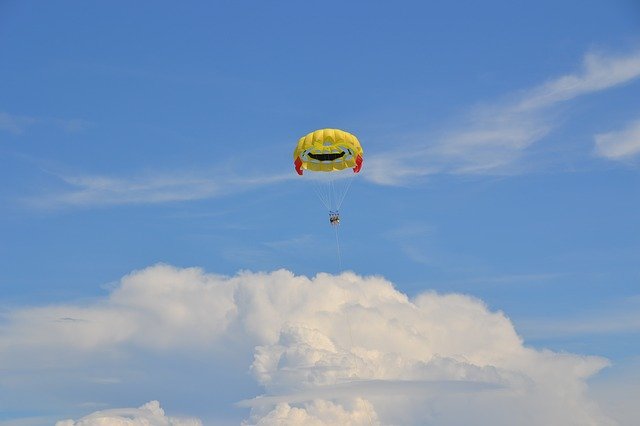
594, 118, 640, 160
55, 400, 201, 426
244, 399, 379, 426
0, 265, 614, 425
365, 49, 640, 184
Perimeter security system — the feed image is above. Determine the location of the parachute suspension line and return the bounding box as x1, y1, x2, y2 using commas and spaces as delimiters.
312, 179, 330, 210
330, 178, 338, 211
341, 279, 374, 426
311, 172, 356, 213
323, 181, 331, 210
334, 224, 342, 271
336, 173, 355, 210
344, 297, 355, 374
293, 128, 371, 426
332, 226, 378, 426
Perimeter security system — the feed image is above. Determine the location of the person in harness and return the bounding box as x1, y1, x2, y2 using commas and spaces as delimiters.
329, 211, 340, 226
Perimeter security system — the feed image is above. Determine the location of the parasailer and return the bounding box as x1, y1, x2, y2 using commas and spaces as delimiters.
293, 128, 363, 226
329, 211, 340, 226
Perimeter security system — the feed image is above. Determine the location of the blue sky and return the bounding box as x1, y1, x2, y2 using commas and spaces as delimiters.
1, 1, 640, 424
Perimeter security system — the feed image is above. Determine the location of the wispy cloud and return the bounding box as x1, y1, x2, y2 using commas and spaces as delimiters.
514, 51, 640, 110
594, 118, 640, 160
0, 111, 88, 135
0, 416, 61, 426
518, 295, 640, 339
383, 222, 436, 265
0, 112, 37, 135
26, 170, 293, 208
262, 234, 315, 250
238, 379, 504, 408
365, 49, 640, 185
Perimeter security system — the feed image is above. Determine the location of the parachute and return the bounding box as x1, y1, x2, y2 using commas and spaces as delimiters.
293, 128, 364, 221
293, 128, 363, 175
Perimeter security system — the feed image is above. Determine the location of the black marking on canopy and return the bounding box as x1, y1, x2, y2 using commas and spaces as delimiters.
308, 152, 346, 161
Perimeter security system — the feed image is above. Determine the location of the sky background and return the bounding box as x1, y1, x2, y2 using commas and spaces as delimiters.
1, 1, 640, 425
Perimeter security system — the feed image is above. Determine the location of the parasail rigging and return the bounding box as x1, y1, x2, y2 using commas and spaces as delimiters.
293, 129, 375, 426
293, 128, 364, 268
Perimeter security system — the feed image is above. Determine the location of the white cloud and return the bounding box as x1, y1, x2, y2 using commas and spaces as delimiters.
244, 399, 379, 426
0, 417, 59, 426
27, 171, 293, 208
0, 111, 87, 135
0, 112, 37, 134
19, 49, 640, 206
0, 265, 618, 425
55, 400, 201, 426
515, 51, 640, 111
589, 357, 640, 426
518, 295, 640, 339
594, 118, 640, 160
365, 49, 640, 184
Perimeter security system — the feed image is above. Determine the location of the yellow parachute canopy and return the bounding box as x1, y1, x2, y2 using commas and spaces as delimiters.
293, 128, 363, 175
